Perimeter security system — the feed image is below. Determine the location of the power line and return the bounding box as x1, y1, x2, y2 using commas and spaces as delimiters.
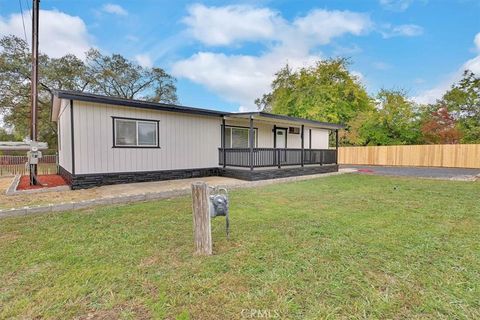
18, 0, 28, 44
25, 0, 32, 19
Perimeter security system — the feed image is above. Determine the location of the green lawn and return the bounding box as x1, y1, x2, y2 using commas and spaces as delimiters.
1, 174, 479, 319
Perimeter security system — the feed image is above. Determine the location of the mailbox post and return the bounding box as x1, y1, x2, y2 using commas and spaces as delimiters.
191, 182, 230, 256
192, 182, 212, 256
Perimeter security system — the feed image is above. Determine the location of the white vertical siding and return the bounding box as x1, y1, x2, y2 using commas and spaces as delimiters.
225, 120, 330, 149
72, 101, 222, 174
309, 128, 330, 149
57, 99, 72, 172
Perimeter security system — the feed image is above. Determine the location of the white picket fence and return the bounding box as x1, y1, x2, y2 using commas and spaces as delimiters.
0, 154, 58, 176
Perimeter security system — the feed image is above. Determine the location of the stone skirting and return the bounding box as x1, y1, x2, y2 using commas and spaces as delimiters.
58, 165, 73, 185
70, 167, 221, 190
58, 165, 338, 190
220, 165, 339, 181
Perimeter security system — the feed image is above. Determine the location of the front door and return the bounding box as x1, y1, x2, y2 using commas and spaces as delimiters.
275, 128, 287, 163
275, 128, 286, 148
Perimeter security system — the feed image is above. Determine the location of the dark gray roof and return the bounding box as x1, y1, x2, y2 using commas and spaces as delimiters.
230, 112, 346, 129
52, 90, 345, 129
53, 90, 227, 117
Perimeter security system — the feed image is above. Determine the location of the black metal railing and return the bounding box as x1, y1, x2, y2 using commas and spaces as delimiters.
219, 148, 337, 168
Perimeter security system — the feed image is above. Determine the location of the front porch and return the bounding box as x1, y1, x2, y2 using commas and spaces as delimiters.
219, 148, 338, 168
217, 112, 341, 180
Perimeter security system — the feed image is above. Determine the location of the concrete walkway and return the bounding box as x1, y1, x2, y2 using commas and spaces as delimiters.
93, 176, 241, 197
0, 169, 353, 218
342, 165, 480, 181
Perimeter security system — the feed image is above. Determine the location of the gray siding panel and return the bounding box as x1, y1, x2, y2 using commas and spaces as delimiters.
72, 101, 222, 174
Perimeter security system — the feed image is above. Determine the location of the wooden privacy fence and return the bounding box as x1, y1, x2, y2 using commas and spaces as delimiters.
0, 154, 58, 176
338, 144, 480, 168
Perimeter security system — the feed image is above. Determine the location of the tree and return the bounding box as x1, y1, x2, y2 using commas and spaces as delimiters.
256, 58, 373, 126
0, 36, 78, 148
439, 71, 480, 143
0, 127, 18, 141
0, 36, 178, 148
85, 49, 177, 103
421, 106, 461, 144
345, 89, 421, 145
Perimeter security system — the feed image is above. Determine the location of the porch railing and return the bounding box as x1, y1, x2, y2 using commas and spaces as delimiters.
218, 148, 337, 168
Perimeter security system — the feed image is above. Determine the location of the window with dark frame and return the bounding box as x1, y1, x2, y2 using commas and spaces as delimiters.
113, 118, 159, 147
224, 126, 257, 148
288, 127, 300, 134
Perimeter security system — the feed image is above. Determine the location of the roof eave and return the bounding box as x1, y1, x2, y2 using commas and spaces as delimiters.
52, 90, 228, 118
225, 111, 345, 130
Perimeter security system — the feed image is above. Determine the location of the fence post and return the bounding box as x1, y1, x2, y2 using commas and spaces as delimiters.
55, 152, 59, 174
192, 182, 212, 256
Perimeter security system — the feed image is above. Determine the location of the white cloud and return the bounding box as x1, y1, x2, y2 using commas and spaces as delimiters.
183, 4, 279, 46
0, 9, 92, 58
474, 32, 480, 52
173, 49, 319, 110
413, 32, 480, 104
381, 24, 424, 38
294, 10, 372, 44
102, 3, 128, 16
134, 54, 152, 68
379, 0, 414, 12
351, 71, 365, 81
173, 5, 372, 109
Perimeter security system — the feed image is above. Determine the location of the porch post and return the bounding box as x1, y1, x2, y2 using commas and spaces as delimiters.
222, 117, 226, 168
309, 129, 312, 149
273, 124, 277, 167
335, 129, 339, 165
301, 125, 304, 167
249, 115, 254, 171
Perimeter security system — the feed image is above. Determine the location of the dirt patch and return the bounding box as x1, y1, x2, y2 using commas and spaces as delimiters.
17, 175, 68, 190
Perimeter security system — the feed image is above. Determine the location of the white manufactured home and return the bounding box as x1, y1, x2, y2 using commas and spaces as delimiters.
51, 90, 344, 189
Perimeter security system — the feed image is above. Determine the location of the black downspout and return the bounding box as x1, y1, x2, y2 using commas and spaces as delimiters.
301, 125, 304, 167
249, 115, 254, 171
221, 117, 226, 168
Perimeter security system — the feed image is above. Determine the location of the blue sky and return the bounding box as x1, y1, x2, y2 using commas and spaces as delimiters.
1, 0, 479, 112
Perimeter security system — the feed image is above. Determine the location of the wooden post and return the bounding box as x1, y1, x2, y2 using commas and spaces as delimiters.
191, 182, 212, 256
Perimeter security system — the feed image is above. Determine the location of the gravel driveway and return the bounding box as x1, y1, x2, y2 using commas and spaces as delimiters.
342, 165, 480, 181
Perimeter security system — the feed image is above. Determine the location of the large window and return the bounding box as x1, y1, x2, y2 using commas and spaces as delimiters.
224, 126, 257, 148
114, 117, 159, 148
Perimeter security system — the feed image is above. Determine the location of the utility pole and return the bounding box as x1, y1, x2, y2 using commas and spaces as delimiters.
29, 0, 40, 185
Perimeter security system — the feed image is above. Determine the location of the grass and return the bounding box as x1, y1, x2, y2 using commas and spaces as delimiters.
0, 174, 479, 319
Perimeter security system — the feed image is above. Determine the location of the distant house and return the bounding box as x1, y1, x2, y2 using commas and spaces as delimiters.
51, 90, 344, 189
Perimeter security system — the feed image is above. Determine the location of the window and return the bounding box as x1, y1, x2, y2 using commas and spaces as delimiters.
114, 118, 159, 147
224, 126, 257, 148
288, 127, 300, 134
